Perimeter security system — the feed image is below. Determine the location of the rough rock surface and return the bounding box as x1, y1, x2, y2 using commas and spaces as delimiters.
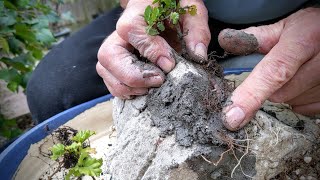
107, 58, 320, 180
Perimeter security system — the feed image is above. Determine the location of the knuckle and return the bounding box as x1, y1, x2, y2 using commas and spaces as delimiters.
97, 46, 113, 68
241, 89, 264, 111
263, 55, 295, 88
116, 11, 144, 40
96, 63, 105, 77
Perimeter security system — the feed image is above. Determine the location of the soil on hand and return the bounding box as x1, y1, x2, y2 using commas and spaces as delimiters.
218, 29, 259, 55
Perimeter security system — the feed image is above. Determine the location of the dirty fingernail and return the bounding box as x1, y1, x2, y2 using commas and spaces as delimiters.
224, 106, 245, 130
146, 75, 164, 87
157, 56, 175, 73
194, 43, 207, 60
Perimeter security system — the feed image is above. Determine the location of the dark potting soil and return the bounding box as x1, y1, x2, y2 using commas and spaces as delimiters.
146, 53, 246, 147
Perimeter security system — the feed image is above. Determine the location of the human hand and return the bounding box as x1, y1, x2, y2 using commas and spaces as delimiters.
97, 0, 210, 99
218, 7, 320, 131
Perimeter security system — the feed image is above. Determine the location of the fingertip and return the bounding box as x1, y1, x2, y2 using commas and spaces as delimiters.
193, 43, 208, 60
223, 106, 246, 131
145, 75, 165, 87
157, 56, 175, 73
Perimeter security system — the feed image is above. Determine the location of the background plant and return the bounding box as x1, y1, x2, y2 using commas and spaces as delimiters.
0, 0, 61, 92
0, 114, 22, 139
50, 130, 102, 180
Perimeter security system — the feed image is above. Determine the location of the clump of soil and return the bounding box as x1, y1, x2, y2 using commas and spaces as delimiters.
146, 53, 245, 147
50, 127, 79, 169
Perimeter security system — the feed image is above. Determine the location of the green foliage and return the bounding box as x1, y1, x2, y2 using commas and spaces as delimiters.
66, 152, 102, 180
72, 130, 95, 144
144, 0, 197, 35
50, 143, 65, 160
0, 0, 59, 92
49, 130, 102, 180
0, 114, 22, 139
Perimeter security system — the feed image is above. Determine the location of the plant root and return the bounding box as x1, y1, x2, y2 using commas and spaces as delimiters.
201, 129, 252, 178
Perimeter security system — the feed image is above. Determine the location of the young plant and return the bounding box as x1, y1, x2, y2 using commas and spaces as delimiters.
144, 0, 197, 54
50, 130, 102, 180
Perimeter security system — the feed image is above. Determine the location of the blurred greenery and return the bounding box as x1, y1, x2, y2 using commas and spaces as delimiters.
0, 114, 22, 139
0, 0, 60, 92
0, 0, 65, 139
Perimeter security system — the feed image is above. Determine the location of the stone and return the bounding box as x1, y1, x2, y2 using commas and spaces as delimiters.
107, 57, 320, 180
304, 157, 312, 164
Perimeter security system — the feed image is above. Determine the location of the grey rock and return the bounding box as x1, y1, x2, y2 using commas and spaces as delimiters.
107, 58, 320, 180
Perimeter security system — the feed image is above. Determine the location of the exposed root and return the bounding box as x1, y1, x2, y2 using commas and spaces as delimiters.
201, 129, 252, 178
231, 129, 250, 178
201, 148, 232, 166
270, 127, 282, 147
109, 126, 116, 138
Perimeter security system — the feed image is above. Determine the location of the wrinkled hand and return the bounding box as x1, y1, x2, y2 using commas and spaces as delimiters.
219, 7, 320, 131
97, 0, 210, 99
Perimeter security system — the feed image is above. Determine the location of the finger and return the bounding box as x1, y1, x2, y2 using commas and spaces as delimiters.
269, 53, 320, 102
286, 84, 320, 106
180, 0, 211, 62
98, 31, 165, 88
223, 29, 317, 131
218, 20, 284, 55
96, 62, 148, 98
116, 1, 175, 73
292, 102, 320, 116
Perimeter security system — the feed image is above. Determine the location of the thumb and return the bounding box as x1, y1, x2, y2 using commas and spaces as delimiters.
221, 20, 315, 131
180, 0, 211, 62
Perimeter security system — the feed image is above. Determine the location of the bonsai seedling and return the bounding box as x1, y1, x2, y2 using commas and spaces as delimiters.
144, 0, 197, 55
49, 130, 102, 180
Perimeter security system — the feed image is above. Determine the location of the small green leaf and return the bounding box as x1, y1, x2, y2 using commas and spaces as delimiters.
31, 48, 43, 59
4, 1, 17, 10
0, 57, 31, 72
14, 24, 37, 43
152, 0, 160, 4
35, 28, 55, 45
16, 0, 29, 8
151, 7, 160, 22
163, 0, 171, 7
70, 156, 103, 178
50, 143, 65, 160
0, 10, 17, 26
157, 22, 165, 32
144, 5, 152, 25
169, 12, 179, 25
72, 130, 95, 144
65, 142, 81, 152
146, 26, 159, 36
188, 5, 197, 16
0, 69, 22, 89
7, 81, 19, 92
0, 37, 10, 53
178, 8, 187, 15
7, 37, 23, 54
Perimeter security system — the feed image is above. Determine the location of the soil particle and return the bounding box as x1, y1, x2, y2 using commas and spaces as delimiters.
218, 29, 259, 55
